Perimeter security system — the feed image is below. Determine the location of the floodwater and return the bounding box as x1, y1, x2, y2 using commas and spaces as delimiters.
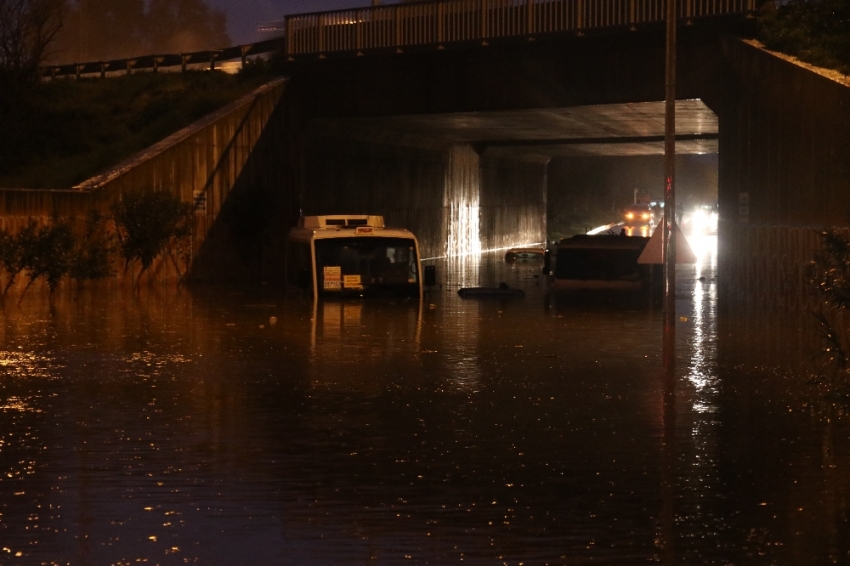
2, 235, 850, 565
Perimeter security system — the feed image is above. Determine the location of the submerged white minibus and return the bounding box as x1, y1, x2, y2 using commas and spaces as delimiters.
285, 215, 423, 299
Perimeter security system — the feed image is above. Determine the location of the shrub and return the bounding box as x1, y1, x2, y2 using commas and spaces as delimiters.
0, 224, 26, 296
111, 191, 193, 283
758, 0, 850, 75
808, 227, 850, 398
70, 209, 115, 281
0, 202, 191, 295
17, 220, 75, 296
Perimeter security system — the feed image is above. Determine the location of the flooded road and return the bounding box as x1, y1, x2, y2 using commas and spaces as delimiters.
2, 236, 850, 565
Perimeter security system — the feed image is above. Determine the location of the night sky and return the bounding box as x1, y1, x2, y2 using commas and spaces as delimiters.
206, 0, 402, 45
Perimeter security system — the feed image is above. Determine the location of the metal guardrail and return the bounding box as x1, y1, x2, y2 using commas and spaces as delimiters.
44, 0, 754, 78
283, 0, 756, 57
41, 37, 285, 80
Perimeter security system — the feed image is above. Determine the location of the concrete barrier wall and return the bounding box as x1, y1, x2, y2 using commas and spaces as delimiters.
718, 39, 850, 312
0, 79, 288, 285
480, 154, 548, 251
301, 137, 450, 259
719, 39, 850, 228
720, 222, 822, 314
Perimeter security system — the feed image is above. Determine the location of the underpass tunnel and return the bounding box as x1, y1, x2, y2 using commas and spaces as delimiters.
275, 34, 849, 306
547, 153, 719, 240
300, 99, 719, 263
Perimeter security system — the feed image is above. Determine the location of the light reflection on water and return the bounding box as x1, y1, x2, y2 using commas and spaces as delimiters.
684, 233, 719, 402
0, 245, 849, 564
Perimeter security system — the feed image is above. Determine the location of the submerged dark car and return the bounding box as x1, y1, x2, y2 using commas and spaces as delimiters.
552, 234, 661, 291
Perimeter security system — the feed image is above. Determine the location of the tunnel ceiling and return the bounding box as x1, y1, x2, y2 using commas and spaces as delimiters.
309, 99, 718, 160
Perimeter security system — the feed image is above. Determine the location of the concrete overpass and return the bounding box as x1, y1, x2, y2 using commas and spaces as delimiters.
275, 5, 742, 255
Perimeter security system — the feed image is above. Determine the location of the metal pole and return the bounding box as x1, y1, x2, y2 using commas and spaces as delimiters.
661, 7, 678, 562
663, 0, 677, 370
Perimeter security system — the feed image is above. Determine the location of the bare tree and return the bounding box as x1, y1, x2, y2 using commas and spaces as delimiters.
0, 0, 65, 81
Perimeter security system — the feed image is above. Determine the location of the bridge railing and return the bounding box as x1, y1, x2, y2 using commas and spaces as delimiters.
41, 37, 285, 80
44, 0, 754, 79
284, 0, 756, 57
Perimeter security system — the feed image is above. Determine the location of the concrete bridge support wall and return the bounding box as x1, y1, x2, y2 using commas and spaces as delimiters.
444, 145, 482, 258
443, 147, 548, 257
717, 39, 850, 313
301, 138, 449, 258
480, 154, 548, 252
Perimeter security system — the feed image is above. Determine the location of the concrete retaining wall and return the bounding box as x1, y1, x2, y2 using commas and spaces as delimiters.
717, 39, 850, 312
480, 154, 548, 251
301, 137, 449, 258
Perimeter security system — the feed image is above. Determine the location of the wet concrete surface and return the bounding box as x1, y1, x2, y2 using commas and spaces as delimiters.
1, 235, 850, 564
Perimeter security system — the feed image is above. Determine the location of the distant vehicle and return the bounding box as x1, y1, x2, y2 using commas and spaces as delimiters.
551, 234, 660, 291
285, 215, 423, 299
621, 204, 655, 227
682, 203, 718, 235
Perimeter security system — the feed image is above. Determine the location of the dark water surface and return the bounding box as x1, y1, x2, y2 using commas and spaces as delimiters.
2, 239, 850, 565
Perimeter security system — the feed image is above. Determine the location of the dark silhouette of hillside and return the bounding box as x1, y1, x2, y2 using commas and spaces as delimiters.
0, 63, 279, 189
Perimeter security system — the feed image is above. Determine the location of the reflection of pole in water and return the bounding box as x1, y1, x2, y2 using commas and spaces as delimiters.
822, 408, 840, 561
659, 365, 676, 564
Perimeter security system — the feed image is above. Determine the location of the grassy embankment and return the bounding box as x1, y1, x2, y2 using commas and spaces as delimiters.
758, 0, 850, 78
0, 66, 279, 189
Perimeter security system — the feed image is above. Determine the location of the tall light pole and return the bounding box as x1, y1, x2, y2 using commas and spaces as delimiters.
663, 0, 677, 371
78, 0, 84, 62
661, 2, 678, 559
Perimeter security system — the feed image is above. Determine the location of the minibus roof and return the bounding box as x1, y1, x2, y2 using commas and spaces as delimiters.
288, 215, 418, 242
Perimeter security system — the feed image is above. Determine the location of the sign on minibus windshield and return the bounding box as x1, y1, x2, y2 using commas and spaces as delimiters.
323, 266, 341, 290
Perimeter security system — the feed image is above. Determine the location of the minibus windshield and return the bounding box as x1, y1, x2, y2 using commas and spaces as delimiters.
314, 237, 420, 297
